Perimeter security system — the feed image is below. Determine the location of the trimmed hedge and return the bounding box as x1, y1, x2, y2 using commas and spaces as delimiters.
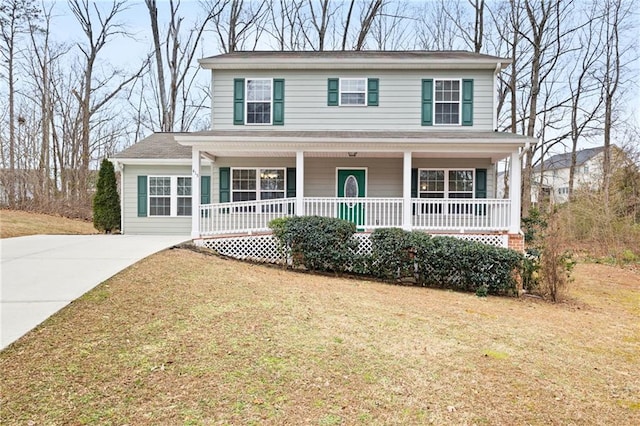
269, 216, 358, 273
369, 229, 523, 295
270, 219, 524, 295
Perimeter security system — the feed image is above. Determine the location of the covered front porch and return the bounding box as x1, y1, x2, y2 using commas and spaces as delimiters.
176, 130, 532, 242
198, 196, 513, 237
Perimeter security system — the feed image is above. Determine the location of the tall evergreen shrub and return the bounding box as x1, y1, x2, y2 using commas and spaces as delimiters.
93, 158, 121, 233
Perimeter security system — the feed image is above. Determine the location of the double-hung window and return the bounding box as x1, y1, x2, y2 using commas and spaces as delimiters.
340, 78, 367, 106
419, 169, 474, 214
434, 79, 461, 125
232, 168, 285, 202
176, 177, 192, 216
149, 177, 171, 216
148, 176, 192, 216
246, 79, 272, 124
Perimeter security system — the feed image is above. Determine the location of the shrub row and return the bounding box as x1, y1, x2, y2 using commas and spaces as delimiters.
269, 217, 524, 295
368, 228, 523, 295
270, 216, 358, 273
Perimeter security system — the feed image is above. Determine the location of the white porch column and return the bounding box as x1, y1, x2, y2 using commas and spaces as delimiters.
296, 151, 304, 216
509, 150, 522, 234
402, 151, 412, 231
191, 148, 201, 238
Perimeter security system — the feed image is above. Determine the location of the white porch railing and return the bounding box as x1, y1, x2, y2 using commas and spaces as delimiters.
199, 197, 512, 237
304, 197, 404, 228
200, 198, 297, 236
411, 198, 512, 231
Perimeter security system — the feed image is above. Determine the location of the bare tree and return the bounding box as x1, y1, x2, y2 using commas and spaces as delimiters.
442, 0, 485, 53
144, 0, 224, 132
415, 0, 461, 50
369, 1, 413, 50
68, 0, 147, 206
518, 0, 573, 214
210, 0, 269, 53
597, 0, 634, 201
0, 0, 40, 207
567, 2, 605, 198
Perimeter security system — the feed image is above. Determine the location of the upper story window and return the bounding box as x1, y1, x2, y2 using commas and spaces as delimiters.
422, 78, 472, 126
246, 79, 272, 124
328, 78, 379, 106
234, 78, 284, 126
434, 80, 461, 125
340, 78, 367, 106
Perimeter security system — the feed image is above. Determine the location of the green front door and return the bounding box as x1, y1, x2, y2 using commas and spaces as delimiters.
337, 169, 366, 227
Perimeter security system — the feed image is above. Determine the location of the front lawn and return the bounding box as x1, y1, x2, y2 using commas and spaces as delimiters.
1, 249, 638, 424
0, 209, 96, 238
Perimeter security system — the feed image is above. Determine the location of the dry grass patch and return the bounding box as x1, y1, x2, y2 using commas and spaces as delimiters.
1, 249, 638, 425
0, 209, 97, 238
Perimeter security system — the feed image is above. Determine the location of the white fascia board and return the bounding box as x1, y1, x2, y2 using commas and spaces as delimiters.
199, 58, 512, 71
109, 158, 212, 166
176, 140, 525, 155
175, 135, 534, 147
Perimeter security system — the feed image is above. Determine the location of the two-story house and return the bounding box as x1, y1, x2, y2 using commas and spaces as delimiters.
530, 146, 608, 204
112, 51, 536, 256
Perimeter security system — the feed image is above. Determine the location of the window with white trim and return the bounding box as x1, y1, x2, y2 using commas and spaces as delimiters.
419, 169, 474, 199
246, 79, 272, 124
340, 78, 366, 106
148, 176, 192, 216
434, 80, 461, 124
149, 177, 171, 216
177, 177, 192, 216
232, 168, 285, 202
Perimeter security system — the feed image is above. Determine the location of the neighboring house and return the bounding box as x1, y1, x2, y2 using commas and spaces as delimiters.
112, 51, 536, 254
530, 146, 608, 204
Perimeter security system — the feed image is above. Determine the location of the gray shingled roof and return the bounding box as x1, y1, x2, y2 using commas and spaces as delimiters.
112, 132, 191, 159
536, 146, 605, 171
113, 130, 534, 160
202, 50, 508, 62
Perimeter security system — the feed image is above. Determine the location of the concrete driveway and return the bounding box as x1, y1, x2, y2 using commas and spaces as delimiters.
0, 234, 190, 350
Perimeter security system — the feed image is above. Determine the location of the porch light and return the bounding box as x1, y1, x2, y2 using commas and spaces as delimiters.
348, 152, 357, 157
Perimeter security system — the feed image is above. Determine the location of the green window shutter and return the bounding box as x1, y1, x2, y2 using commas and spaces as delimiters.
200, 176, 211, 204
411, 169, 418, 198
475, 169, 487, 198
462, 79, 473, 126
219, 167, 230, 203
367, 78, 379, 106
273, 78, 285, 125
233, 78, 245, 125
137, 175, 147, 217
327, 78, 339, 106
421, 79, 433, 126
286, 168, 296, 198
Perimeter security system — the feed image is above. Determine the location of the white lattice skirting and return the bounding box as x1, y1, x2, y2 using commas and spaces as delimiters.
196, 232, 509, 265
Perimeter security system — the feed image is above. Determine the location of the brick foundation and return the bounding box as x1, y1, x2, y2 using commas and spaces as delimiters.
508, 233, 525, 252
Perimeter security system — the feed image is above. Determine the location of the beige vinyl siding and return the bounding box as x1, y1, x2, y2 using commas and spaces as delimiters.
121, 164, 206, 235
212, 69, 494, 131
